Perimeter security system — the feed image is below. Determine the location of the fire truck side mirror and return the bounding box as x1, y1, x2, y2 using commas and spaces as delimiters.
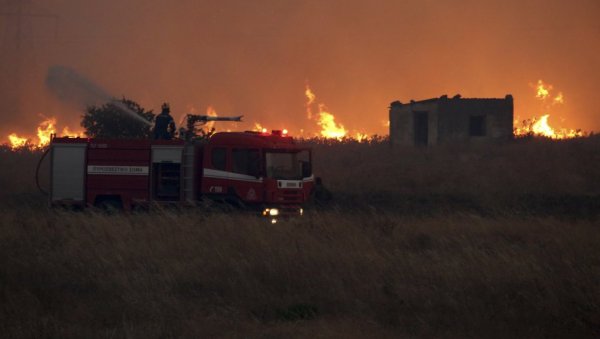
301, 161, 312, 178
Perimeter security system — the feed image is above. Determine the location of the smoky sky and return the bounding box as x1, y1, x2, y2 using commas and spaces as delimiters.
1, 0, 599, 137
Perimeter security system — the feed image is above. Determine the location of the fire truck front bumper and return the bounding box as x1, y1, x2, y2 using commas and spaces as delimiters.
262, 206, 304, 223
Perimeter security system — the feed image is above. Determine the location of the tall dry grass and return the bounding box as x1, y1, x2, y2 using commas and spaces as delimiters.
0, 137, 599, 337
307, 136, 600, 216
309, 136, 600, 196
0, 146, 47, 205
1, 207, 599, 338
2, 136, 600, 214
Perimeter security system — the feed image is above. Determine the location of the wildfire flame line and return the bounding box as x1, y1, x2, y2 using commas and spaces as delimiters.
8, 133, 28, 149
514, 115, 583, 139
12, 80, 582, 147
5, 117, 83, 150
515, 80, 584, 139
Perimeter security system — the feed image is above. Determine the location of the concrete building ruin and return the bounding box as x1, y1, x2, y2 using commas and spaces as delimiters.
389, 95, 514, 146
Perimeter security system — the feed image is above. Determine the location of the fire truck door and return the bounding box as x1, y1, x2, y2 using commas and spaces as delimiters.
151, 146, 183, 201
231, 148, 263, 203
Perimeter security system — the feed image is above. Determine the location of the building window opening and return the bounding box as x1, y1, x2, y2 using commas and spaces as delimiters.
469, 115, 486, 137
413, 111, 429, 146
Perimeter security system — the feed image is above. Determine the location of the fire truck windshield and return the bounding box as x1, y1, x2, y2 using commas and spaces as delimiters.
265, 150, 311, 180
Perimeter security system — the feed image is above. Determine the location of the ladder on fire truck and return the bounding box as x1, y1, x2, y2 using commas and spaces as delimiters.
182, 144, 196, 203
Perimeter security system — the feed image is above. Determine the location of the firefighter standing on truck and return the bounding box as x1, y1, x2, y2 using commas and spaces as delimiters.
153, 103, 176, 140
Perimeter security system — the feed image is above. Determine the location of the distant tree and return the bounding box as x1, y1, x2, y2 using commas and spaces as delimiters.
81, 97, 155, 138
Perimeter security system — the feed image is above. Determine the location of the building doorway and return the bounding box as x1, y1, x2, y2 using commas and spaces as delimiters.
414, 111, 429, 146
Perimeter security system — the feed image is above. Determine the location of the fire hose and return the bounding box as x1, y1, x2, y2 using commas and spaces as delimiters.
36, 147, 50, 196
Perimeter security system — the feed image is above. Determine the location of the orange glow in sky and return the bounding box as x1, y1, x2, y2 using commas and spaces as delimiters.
0, 1, 597, 140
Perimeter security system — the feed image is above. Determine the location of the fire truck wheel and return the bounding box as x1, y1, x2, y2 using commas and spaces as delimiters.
94, 196, 123, 213
224, 196, 247, 209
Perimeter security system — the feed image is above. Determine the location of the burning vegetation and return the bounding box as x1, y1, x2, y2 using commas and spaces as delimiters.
252, 84, 372, 141
2, 79, 591, 150
5, 117, 83, 150
305, 85, 348, 139
514, 80, 585, 139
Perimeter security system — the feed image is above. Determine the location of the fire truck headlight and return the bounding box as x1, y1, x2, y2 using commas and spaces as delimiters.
269, 208, 279, 216
299, 208, 304, 216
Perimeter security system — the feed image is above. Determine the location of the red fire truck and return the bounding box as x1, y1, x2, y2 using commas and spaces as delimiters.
49, 130, 314, 216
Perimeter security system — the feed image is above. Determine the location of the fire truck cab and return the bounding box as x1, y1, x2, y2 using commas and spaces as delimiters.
49, 130, 314, 215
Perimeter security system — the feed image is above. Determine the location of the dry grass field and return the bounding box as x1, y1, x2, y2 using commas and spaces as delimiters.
1, 136, 599, 338
308, 136, 600, 215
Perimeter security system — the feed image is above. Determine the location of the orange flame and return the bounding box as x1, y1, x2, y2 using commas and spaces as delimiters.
4, 116, 84, 150
254, 123, 267, 133
61, 126, 83, 138
205, 105, 218, 131
535, 80, 552, 100
553, 92, 564, 104
8, 133, 29, 149
531, 115, 554, 137
317, 104, 347, 139
305, 85, 316, 120
534, 80, 565, 105
355, 132, 369, 142
305, 84, 348, 139
36, 118, 56, 148
514, 80, 584, 139
514, 115, 583, 139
